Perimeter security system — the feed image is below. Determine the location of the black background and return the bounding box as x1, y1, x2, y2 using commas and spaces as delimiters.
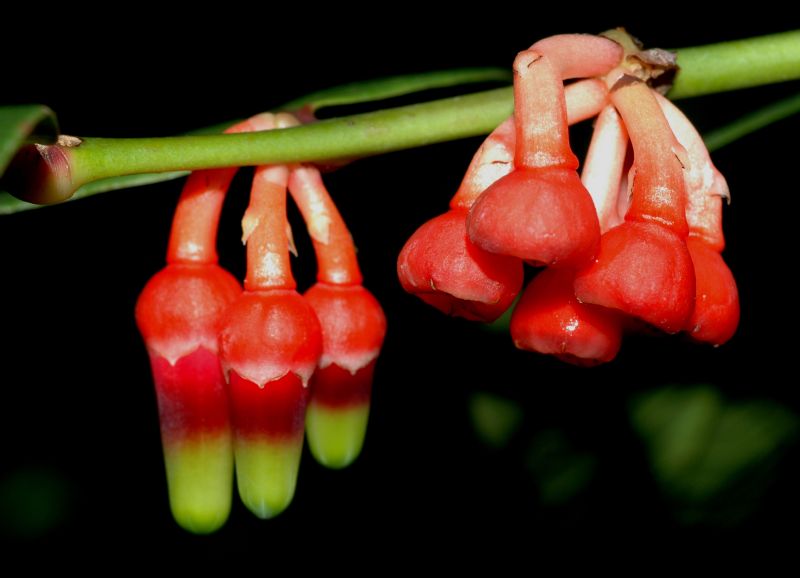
2, 10, 799, 560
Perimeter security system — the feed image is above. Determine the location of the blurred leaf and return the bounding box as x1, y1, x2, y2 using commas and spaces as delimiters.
631, 385, 721, 483
630, 385, 798, 524
526, 429, 597, 506
0, 467, 71, 539
468, 392, 524, 449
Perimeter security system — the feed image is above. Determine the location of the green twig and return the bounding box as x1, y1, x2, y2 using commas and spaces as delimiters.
669, 30, 800, 99
1, 31, 799, 213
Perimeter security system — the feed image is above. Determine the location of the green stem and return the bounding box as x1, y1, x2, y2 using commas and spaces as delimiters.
2, 88, 513, 205
703, 91, 800, 151
2, 31, 799, 211
669, 30, 800, 99
75, 88, 512, 180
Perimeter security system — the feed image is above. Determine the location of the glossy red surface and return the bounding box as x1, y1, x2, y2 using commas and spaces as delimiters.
136, 264, 241, 352
397, 208, 523, 322
574, 221, 695, 333
309, 361, 376, 408
218, 289, 322, 387
149, 347, 231, 442
227, 371, 309, 439
304, 283, 385, 366
511, 268, 622, 366
685, 238, 740, 345
468, 168, 600, 268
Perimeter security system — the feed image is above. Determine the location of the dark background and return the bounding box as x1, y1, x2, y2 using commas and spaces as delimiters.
2, 11, 799, 559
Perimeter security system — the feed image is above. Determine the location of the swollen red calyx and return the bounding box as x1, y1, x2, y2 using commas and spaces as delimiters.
396, 76, 612, 323
467, 35, 622, 268
398, 30, 739, 364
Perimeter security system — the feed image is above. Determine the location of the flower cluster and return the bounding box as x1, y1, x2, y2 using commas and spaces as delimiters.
398, 32, 739, 366
135, 113, 386, 533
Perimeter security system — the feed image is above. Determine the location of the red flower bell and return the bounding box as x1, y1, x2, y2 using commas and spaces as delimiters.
397, 78, 610, 321
575, 77, 696, 333
467, 36, 622, 267
131, 31, 743, 534
656, 94, 739, 344
397, 118, 523, 321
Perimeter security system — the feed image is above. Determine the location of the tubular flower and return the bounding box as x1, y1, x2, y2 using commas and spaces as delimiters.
136, 114, 275, 533
219, 115, 322, 518
289, 165, 387, 468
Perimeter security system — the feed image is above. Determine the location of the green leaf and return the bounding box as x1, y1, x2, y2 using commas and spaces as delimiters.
468, 392, 524, 449
704, 91, 800, 152
630, 384, 798, 524
0, 467, 71, 539
526, 429, 597, 506
281, 67, 511, 113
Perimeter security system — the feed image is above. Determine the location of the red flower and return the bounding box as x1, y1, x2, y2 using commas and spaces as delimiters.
136, 114, 275, 533
511, 267, 622, 366
575, 77, 695, 333
289, 166, 386, 468
468, 36, 621, 267
219, 150, 322, 519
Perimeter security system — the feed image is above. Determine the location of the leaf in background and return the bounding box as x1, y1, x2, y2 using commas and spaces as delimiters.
704, 91, 800, 152
0, 466, 72, 539
280, 67, 511, 113
0, 68, 510, 214
481, 295, 518, 334
526, 429, 597, 506
630, 384, 798, 525
468, 392, 524, 449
